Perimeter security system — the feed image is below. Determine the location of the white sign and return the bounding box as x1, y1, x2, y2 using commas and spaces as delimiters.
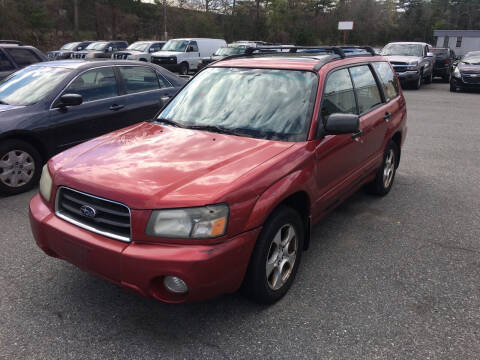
338, 21, 354, 30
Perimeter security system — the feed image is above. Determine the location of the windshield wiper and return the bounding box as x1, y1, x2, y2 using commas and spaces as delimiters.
156, 118, 185, 128
187, 124, 243, 136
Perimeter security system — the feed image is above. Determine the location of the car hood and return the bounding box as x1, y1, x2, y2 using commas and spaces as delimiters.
118, 50, 143, 54
51, 122, 294, 209
0, 104, 25, 113
152, 51, 183, 57
385, 55, 422, 64
458, 63, 480, 73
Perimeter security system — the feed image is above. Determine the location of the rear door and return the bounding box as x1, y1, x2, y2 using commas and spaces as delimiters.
113, 65, 175, 130
50, 66, 127, 152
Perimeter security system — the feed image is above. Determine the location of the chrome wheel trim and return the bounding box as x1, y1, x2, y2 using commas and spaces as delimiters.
266, 224, 298, 291
383, 149, 395, 189
0, 150, 35, 188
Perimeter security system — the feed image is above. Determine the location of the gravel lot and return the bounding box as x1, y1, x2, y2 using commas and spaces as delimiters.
1, 82, 479, 359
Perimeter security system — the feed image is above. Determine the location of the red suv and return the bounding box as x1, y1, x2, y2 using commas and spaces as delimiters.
29, 47, 407, 304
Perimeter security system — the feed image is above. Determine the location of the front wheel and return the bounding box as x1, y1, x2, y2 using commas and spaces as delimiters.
450, 80, 457, 92
366, 140, 399, 196
412, 75, 422, 90
0, 139, 42, 196
424, 70, 433, 84
179, 62, 189, 75
242, 206, 304, 304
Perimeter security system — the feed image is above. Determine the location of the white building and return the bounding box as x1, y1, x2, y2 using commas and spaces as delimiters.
434, 30, 480, 56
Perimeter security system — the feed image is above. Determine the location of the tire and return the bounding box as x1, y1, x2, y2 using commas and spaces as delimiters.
366, 140, 399, 196
242, 206, 305, 304
0, 139, 42, 196
442, 74, 450, 83
412, 75, 422, 90
450, 81, 457, 92
179, 62, 189, 75
139, 58, 147, 62
424, 70, 433, 84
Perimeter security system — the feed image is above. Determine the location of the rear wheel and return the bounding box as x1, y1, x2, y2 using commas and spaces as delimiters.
0, 139, 42, 196
242, 206, 304, 304
366, 140, 398, 196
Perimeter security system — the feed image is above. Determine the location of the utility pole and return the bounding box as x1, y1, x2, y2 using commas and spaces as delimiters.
74, 0, 79, 36
163, 0, 168, 41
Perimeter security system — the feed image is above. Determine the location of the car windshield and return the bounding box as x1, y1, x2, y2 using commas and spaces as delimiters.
61, 42, 80, 50
162, 40, 189, 52
214, 47, 245, 56
127, 42, 149, 52
156, 67, 317, 141
0, 66, 71, 106
382, 44, 423, 57
463, 53, 480, 65
86, 42, 107, 50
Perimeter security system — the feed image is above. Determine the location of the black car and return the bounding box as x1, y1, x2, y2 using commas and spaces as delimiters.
432, 47, 456, 82
47, 41, 94, 60
197, 45, 248, 70
72, 41, 128, 59
0, 40, 47, 80
450, 51, 480, 92
0, 60, 185, 195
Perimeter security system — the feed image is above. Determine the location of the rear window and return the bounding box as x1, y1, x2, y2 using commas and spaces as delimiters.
4, 48, 42, 66
0, 51, 14, 71
373, 62, 399, 102
433, 49, 448, 55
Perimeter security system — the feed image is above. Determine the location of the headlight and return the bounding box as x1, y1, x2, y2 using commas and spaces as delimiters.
39, 165, 53, 202
407, 62, 419, 71
130, 54, 137, 60
146, 204, 229, 238
454, 67, 461, 78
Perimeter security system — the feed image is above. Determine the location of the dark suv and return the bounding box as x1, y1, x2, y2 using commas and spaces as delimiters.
47, 41, 94, 60
432, 48, 456, 82
30, 47, 407, 304
0, 41, 46, 80
72, 41, 128, 59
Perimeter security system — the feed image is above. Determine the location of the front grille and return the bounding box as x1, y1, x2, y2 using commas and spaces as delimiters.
391, 63, 408, 73
152, 56, 176, 65
55, 187, 131, 242
462, 74, 480, 84
113, 53, 129, 59
73, 53, 86, 59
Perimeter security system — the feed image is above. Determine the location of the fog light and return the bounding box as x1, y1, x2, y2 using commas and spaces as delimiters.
163, 276, 188, 294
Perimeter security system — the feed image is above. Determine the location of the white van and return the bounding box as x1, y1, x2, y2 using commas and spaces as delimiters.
151, 38, 227, 74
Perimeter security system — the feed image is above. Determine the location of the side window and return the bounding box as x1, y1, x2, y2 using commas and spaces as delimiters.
117, 42, 127, 50
65, 67, 118, 102
4, 48, 41, 66
321, 68, 357, 123
373, 62, 399, 102
157, 72, 172, 88
151, 43, 163, 52
118, 66, 160, 94
349, 65, 382, 114
189, 41, 199, 52
0, 50, 14, 71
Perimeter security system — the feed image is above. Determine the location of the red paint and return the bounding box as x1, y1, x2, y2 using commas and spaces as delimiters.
30, 55, 407, 303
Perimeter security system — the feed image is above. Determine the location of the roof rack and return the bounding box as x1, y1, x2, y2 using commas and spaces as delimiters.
0, 40, 23, 45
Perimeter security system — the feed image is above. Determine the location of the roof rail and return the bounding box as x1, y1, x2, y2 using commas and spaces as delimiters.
0, 40, 23, 45
244, 46, 346, 58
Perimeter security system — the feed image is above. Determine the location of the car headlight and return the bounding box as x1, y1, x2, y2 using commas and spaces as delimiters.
407, 62, 419, 71
39, 165, 53, 202
130, 54, 136, 60
146, 204, 229, 238
454, 67, 461, 78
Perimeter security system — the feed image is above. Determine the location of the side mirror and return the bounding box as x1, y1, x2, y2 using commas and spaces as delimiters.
107, 46, 113, 52
149, 47, 155, 53
55, 94, 83, 108
325, 113, 359, 135
427, 52, 434, 57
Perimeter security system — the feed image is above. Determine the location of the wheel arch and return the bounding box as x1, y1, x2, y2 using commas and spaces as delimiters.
0, 131, 49, 163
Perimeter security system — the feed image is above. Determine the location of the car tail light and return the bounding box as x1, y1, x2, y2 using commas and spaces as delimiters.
445, 60, 450, 65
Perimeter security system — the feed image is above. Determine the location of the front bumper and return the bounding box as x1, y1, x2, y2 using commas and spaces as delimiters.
395, 70, 420, 82
29, 194, 260, 303
451, 75, 480, 90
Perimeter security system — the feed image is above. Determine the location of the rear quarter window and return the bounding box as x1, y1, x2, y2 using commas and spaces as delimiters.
4, 48, 42, 66
118, 66, 160, 93
373, 62, 399, 102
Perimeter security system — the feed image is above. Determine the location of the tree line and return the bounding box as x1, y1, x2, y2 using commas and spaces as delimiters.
0, 0, 479, 51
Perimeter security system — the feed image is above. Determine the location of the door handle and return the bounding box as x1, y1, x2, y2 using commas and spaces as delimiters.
109, 104, 124, 111
352, 130, 363, 139
384, 112, 391, 121
161, 96, 171, 102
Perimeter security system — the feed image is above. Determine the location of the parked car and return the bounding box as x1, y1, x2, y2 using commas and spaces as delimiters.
72, 41, 128, 59
382, 42, 435, 89
450, 51, 480, 92
46, 41, 94, 60
0, 40, 46, 80
112, 41, 165, 61
0, 60, 185, 195
432, 47, 456, 82
151, 38, 227, 75
30, 47, 407, 305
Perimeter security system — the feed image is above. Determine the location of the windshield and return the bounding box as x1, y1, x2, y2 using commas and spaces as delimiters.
0, 66, 71, 106
463, 52, 480, 64
162, 40, 189, 52
382, 44, 423, 57
214, 47, 245, 56
86, 42, 107, 51
157, 67, 317, 141
127, 42, 149, 52
61, 42, 80, 50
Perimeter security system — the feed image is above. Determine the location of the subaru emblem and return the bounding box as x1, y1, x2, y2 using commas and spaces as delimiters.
80, 205, 96, 218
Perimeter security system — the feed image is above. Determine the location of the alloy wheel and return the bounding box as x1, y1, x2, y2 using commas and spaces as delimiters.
383, 149, 395, 188
0, 150, 35, 188
266, 224, 298, 291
